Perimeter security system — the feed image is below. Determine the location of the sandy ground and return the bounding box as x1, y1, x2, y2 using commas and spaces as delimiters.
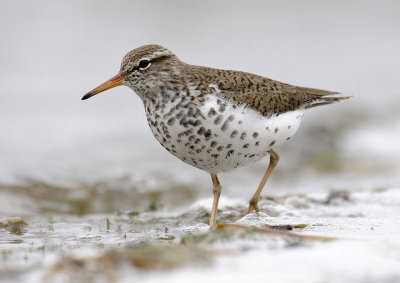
1, 183, 400, 282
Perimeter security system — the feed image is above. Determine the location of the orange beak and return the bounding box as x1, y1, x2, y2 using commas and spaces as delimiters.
82, 73, 126, 100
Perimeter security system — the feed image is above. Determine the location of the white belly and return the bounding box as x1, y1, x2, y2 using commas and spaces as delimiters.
146, 94, 304, 173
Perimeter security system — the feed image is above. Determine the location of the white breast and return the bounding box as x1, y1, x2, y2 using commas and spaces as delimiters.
196, 95, 303, 171
145, 91, 304, 174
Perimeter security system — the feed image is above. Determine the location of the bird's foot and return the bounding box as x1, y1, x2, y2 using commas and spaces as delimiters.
209, 222, 217, 231
245, 198, 260, 214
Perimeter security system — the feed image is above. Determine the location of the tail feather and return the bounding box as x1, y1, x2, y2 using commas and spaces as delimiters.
295, 86, 350, 109
305, 95, 351, 109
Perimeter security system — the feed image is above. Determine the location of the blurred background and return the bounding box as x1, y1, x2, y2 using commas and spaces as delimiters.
1, 0, 400, 215
2, 2, 400, 282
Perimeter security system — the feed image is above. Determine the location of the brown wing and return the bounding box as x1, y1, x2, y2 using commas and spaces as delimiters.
187, 65, 349, 116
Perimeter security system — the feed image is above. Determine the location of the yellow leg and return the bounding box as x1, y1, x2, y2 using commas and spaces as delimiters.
209, 174, 221, 230
246, 149, 280, 214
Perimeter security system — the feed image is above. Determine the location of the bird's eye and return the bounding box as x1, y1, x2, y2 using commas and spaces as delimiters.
138, 59, 151, 70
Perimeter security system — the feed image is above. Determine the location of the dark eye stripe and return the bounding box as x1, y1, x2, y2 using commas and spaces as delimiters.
130, 54, 172, 72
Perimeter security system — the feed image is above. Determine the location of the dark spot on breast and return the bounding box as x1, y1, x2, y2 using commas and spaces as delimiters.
221, 115, 235, 131
286, 137, 291, 140
231, 130, 238, 138
255, 141, 260, 146
243, 143, 249, 148
192, 109, 200, 118
253, 132, 259, 138
227, 150, 235, 157
249, 154, 255, 158
195, 138, 201, 144
180, 118, 189, 128
214, 115, 223, 125
288, 125, 291, 129
238, 120, 243, 124
208, 107, 217, 117
188, 119, 201, 127
240, 131, 247, 140
197, 127, 206, 135
217, 146, 224, 151
176, 110, 185, 119
174, 103, 182, 111
210, 141, 217, 147
211, 154, 220, 159
266, 126, 269, 131
179, 129, 192, 137
219, 104, 226, 112
221, 121, 229, 131
227, 144, 233, 149
269, 140, 276, 147
188, 107, 196, 117
204, 129, 212, 140
275, 128, 279, 133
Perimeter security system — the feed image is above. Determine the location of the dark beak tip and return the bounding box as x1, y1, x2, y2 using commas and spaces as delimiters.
81, 73, 124, 101
81, 93, 91, 100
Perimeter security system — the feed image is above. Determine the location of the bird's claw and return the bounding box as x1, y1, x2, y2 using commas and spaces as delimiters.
245, 199, 260, 215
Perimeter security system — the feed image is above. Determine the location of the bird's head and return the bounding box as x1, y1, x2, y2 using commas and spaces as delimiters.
82, 44, 181, 101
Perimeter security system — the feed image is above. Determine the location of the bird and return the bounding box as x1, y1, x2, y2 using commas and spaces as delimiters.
82, 44, 349, 230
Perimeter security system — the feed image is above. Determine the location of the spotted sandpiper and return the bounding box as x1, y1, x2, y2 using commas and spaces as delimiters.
82, 44, 349, 229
